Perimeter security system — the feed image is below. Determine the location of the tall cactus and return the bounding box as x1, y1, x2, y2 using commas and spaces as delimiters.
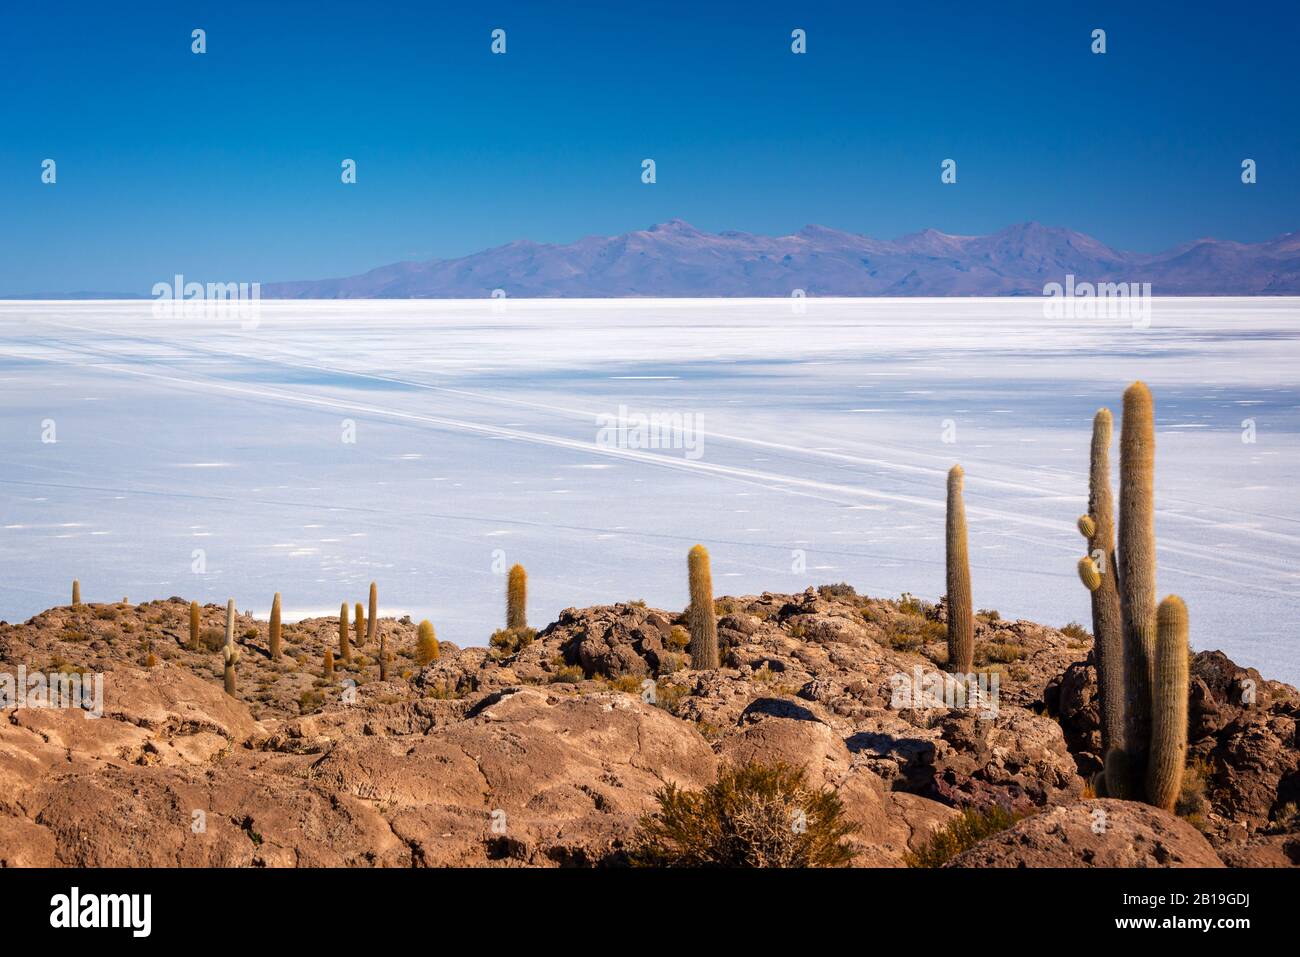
223, 644, 240, 696
1118, 382, 1158, 795
339, 602, 351, 663
224, 598, 236, 647
1076, 408, 1127, 787
379, 628, 389, 681
71, 579, 81, 606
507, 565, 527, 630
367, 582, 378, 647
189, 600, 201, 650
354, 602, 365, 649
1146, 595, 1189, 811
945, 465, 974, 674
323, 648, 335, 681
269, 593, 282, 661
686, 545, 719, 669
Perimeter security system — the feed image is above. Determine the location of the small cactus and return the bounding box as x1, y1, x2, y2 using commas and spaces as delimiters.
507, 565, 527, 630
1146, 595, 1190, 811
945, 466, 974, 674
269, 593, 282, 660
1076, 555, 1102, 592
379, 628, 389, 681
71, 579, 81, 606
367, 582, 378, 647
339, 602, 351, 663
223, 644, 240, 696
323, 647, 335, 681
416, 620, 439, 666
686, 545, 719, 669
189, 600, 201, 650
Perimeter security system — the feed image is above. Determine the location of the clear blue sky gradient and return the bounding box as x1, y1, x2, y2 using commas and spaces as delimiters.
1, 0, 1296, 292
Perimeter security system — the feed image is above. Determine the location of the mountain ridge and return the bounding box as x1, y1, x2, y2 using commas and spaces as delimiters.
261, 220, 1300, 298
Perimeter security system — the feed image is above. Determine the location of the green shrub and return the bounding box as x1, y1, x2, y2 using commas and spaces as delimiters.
1060, 621, 1091, 642
818, 583, 857, 599
974, 641, 1026, 665
631, 762, 857, 867
549, 663, 585, 684
904, 805, 1027, 867
489, 626, 536, 657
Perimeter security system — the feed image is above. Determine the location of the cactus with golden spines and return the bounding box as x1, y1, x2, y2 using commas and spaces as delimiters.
945, 466, 974, 674
686, 545, 719, 670
189, 600, 201, 650
1076, 555, 1102, 592
506, 565, 527, 630
1118, 382, 1158, 796
354, 602, 365, 648
339, 602, 351, 663
323, 648, 335, 681
379, 628, 389, 681
223, 644, 240, 696
416, 620, 439, 666
72, 580, 81, 606
269, 593, 282, 661
1146, 595, 1189, 811
1075, 408, 1128, 789
1074, 384, 1191, 809
367, 582, 378, 647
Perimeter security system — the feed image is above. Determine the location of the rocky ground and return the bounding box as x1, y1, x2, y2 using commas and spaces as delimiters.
0, 585, 1295, 867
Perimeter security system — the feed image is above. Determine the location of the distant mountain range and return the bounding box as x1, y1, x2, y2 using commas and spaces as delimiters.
262, 220, 1300, 298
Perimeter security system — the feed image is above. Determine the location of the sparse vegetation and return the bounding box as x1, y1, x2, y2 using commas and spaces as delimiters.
904, 805, 1028, 867
631, 762, 857, 867
1060, 621, 1090, 643
490, 626, 537, 657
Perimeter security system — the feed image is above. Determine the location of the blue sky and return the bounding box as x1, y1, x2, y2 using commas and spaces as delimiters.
0, 0, 1296, 293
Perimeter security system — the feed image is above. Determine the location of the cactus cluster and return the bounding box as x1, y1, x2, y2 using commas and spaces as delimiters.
1076, 383, 1190, 809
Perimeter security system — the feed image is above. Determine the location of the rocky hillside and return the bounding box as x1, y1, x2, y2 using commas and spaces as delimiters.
1, 587, 1295, 867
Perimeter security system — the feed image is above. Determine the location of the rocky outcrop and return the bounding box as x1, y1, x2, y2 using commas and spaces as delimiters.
1047, 649, 1300, 847
947, 800, 1224, 868
1, 586, 1294, 867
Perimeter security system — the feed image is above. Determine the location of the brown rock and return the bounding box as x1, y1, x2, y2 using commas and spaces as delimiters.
946, 799, 1224, 868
